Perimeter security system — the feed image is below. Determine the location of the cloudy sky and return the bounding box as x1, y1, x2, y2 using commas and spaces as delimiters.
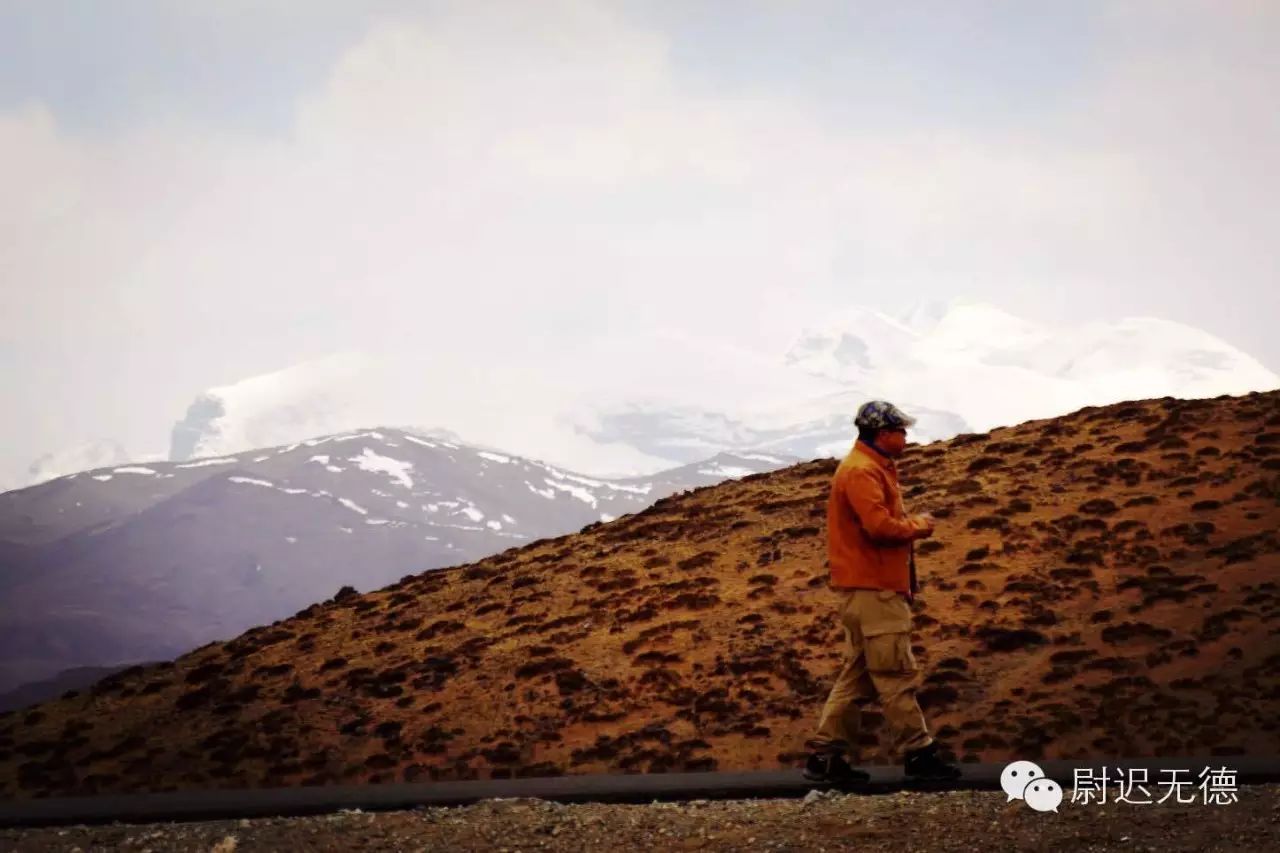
2, 0, 1278, 482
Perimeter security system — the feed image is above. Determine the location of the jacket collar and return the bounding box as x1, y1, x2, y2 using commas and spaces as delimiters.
854, 438, 896, 473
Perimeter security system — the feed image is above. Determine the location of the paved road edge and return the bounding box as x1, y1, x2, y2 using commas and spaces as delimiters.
3, 755, 1277, 828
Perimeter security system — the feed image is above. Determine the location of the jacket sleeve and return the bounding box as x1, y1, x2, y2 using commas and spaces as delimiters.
844, 468, 922, 545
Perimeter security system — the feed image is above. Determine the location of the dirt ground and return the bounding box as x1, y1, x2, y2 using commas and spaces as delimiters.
3, 783, 1279, 852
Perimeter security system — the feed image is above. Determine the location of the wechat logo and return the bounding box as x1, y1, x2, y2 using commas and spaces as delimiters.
1001, 760, 1063, 813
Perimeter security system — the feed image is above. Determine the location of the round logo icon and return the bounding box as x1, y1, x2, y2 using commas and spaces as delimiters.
1023, 778, 1064, 813
1000, 760, 1046, 801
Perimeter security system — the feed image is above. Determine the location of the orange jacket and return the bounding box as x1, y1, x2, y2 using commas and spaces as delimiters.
827, 439, 926, 592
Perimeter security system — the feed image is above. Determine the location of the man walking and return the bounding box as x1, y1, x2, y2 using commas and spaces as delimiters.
803, 400, 962, 784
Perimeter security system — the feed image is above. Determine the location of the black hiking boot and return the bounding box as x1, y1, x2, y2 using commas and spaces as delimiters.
803, 751, 871, 785
903, 741, 962, 781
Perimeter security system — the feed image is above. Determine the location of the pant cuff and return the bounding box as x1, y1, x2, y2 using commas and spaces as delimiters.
902, 735, 934, 755
805, 737, 850, 755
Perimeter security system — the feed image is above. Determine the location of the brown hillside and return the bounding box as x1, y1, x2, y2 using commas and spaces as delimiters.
3, 390, 1280, 799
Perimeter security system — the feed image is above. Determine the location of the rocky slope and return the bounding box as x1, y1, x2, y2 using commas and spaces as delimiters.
1, 390, 1278, 799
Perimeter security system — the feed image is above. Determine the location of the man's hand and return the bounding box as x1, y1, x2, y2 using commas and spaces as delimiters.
912, 512, 936, 539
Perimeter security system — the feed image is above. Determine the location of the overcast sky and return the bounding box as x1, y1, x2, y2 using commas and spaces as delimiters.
2, 0, 1278, 482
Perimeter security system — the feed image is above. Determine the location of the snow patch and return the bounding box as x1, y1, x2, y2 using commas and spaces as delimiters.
544, 478, 598, 507
349, 447, 415, 488
477, 451, 512, 464
599, 481, 653, 495
175, 457, 239, 469
697, 464, 755, 478
526, 483, 556, 499
228, 476, 274, 488
338, 497, 368, 515
112, 466, 158, 475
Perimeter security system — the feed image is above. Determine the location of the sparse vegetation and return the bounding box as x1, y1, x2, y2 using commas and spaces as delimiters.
4, 391, 1280, 800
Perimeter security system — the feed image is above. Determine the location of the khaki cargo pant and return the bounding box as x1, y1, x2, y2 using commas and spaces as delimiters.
808, 588, 933, 758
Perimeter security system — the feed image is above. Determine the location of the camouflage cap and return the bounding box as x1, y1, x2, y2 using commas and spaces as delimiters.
854, 400, 918, 431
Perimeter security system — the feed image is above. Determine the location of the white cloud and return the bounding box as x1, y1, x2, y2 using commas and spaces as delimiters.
1, 0, 1278, 479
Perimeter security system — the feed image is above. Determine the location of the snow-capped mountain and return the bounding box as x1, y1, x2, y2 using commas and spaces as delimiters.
577, 393, 968, 463
161, 345, 815, 480
784, 304, 925, 382
581, 299, 1279, 464
0, 428, 796, 699
792, 299, 1280, 405
154, 300, 1279, 482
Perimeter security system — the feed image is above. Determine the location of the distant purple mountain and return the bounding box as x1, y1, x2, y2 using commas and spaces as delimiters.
0, 427, 796, 696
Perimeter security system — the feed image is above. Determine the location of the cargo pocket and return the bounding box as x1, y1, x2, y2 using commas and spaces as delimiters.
857, 588, 912, 637
865, 632, 916, 674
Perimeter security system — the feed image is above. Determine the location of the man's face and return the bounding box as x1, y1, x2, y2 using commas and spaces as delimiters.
876, 427, 908, 456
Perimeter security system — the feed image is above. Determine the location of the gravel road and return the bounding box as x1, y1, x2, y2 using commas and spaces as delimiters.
4, 783, 1279, 852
